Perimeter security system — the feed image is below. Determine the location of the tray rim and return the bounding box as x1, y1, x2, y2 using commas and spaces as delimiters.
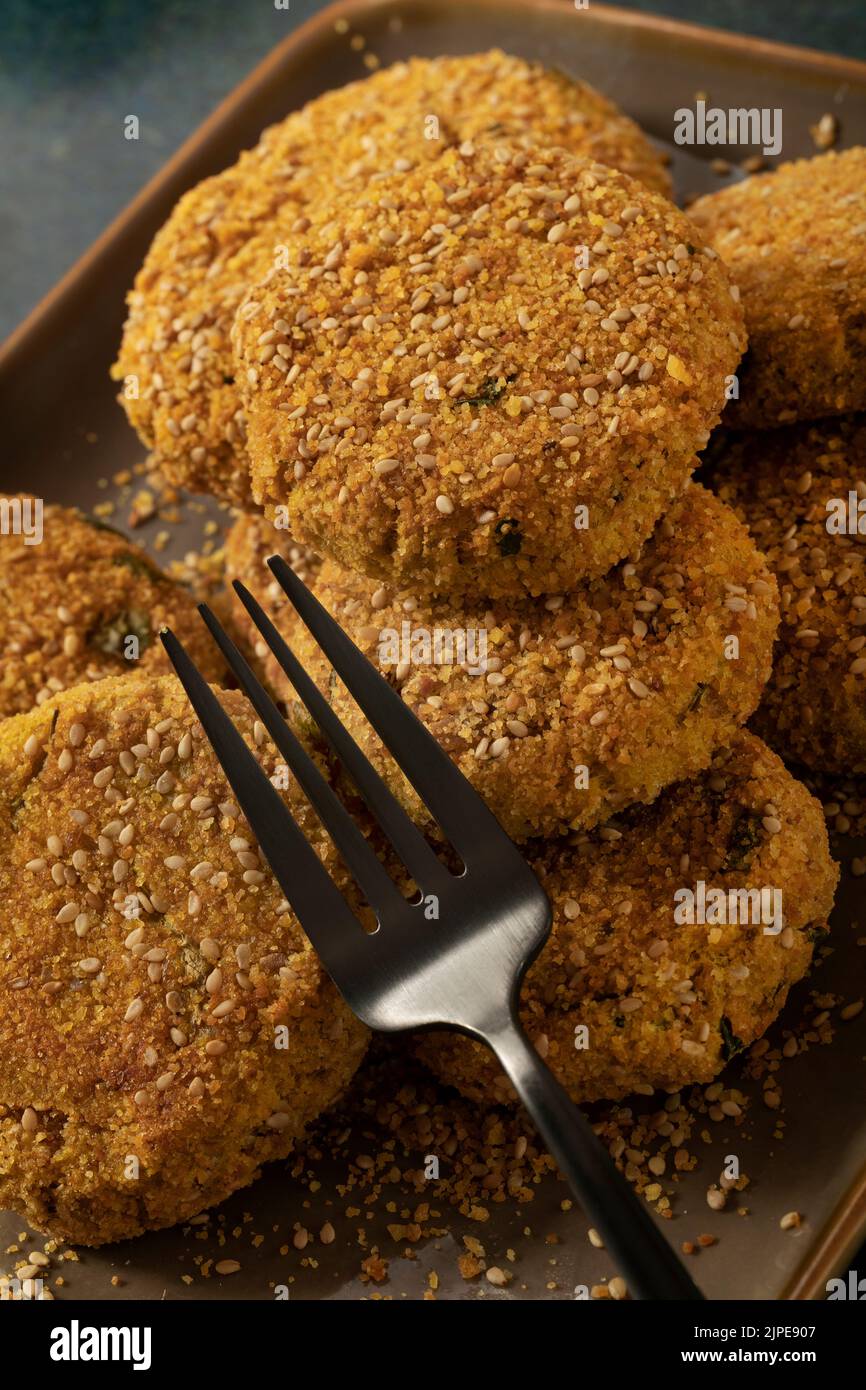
1, 0, 865, 1302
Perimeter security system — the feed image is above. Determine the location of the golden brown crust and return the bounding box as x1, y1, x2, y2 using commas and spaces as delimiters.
287, 485, 778, 839
688, 148, 866, 428
417, 732, 838, 1104
112, 52, 670, 507
0, 500, 226, 717
0, 675, 368, 1245
235, 142, 745, 597
708, 416, 866, 772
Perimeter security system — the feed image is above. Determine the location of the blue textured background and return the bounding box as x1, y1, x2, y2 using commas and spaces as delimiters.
1, 0, 865, 339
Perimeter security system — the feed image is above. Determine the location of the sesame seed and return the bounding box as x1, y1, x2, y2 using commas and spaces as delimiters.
21, 1107, 39, 1132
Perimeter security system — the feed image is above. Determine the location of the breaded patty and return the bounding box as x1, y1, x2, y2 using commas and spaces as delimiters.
689, 148, 866, 428
0, 499, 225, 717
223, 511, 321, 680
235, 143, 745, 598
708, 417, 866, 772
417, 732, 837, 1104
0, 674, 368, 1245
287, 485, 778, 839
112, 52, 670, 507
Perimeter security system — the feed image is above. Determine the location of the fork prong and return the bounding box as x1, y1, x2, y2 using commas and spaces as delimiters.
196, 603, 408, 922
264, 557, 508, 858
159, 626, 367, 980
232, 578, 452, 889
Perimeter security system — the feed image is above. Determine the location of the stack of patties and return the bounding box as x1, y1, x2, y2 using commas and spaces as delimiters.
192, 58, 840, 1109
200, 55, 835, 1107
0, 51, 681, 1247
689, 148, 866, 777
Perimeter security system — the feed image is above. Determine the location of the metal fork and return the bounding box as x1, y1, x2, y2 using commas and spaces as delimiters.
160, 556, 703, 1301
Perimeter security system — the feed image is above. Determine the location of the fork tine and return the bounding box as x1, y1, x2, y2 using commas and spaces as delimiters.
195, 603, 408, 921
232, 578, 452, 889
265, 557, 509, 859
159, 626, 367, 980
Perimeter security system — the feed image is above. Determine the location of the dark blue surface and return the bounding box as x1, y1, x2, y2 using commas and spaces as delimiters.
1, 0, 865, 339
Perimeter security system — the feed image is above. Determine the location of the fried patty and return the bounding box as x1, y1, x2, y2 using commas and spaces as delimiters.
112, 51, 670, 507
235, 142, 745, 597
285, 485, 778, 839
708, 416, 866, 772
0, 674, 368, 1245
417, 732, 837, 1104
689, 148, 866, 428
0, 499, 225, 717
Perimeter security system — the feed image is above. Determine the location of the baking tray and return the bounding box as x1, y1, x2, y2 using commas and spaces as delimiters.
1, 0, 865, 1302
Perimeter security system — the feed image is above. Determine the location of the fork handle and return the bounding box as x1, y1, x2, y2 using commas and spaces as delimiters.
485, 1020, 704, 1301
